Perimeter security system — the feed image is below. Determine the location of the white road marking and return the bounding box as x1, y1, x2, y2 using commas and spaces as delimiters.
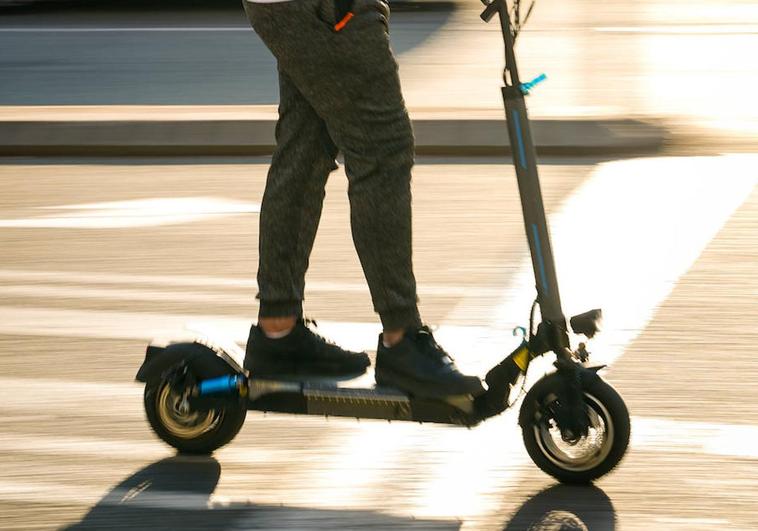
1, 414, 756, 511
408, 416, 525, 521
0, 432, 170, 461
0, 429, 289, 468
0, 305, 252, 340
0, 479, 231, 509
0, 375, 142, 412
3, 404, 758, 461
0, 269, 497, 297
654, 518, 732, 526
294, 421, 420, 510
0, 481, 126, 508
0, 283, 254, 305
428, 155, 757, 524
0, 197, 259, 229
0, 305, 490, 356
594, 25, 758, 34
552, 155, 757, 367
0, 268, 260, 289
478, 155, 758, 371
632, 417, 758, 460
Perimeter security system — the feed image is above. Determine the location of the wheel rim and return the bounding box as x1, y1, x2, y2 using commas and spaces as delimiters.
156, 383, 221, 439
533, 392, 614, 473
532, 511, 588, 530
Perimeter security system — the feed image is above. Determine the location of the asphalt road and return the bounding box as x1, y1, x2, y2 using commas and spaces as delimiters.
2, 0, 757, 135
1, 153, 757, 529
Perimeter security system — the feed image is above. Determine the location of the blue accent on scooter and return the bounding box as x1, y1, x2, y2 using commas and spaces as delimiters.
512, 110, 527, 169
198, 374, 243, 396
531, 223, 549, 295
520, 73, 547, 95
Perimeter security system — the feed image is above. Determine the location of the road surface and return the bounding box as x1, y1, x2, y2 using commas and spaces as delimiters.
1, 153, 756, 529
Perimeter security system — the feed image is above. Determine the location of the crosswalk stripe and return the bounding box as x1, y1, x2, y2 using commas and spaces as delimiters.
290, 421, 424, 511
0, 306, 493, 366
479, 155, 758, 369
0, 283, 255, 306
0, 268, 498, 297
0, 282, 499, 306
0, 197, 260, 229
0, 430, 294, 466
0, 480, 117, 507
1, 415, 756, 512
433, 155, 758, 524
3, 415, 757, 463
631, 416, 758, 459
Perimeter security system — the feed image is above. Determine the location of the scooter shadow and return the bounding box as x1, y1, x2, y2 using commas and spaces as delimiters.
65, 455, 461, 530
503, 483, 616, 531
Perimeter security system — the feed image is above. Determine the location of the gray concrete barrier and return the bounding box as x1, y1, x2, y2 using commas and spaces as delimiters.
0, 106, 668, 156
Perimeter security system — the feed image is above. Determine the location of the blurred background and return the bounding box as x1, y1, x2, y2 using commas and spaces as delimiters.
1, 0, 757, 529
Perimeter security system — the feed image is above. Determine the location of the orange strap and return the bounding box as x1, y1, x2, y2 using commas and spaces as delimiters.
334, 12, 354, 32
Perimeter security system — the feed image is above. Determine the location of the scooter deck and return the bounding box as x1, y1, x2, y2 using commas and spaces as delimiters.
187, 367, 482, 426
150, 332, 512, 427
245, 377, 480, 426
164, 333, 482, 426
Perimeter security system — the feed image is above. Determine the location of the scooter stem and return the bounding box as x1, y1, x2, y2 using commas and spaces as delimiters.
483, 0, 571, 356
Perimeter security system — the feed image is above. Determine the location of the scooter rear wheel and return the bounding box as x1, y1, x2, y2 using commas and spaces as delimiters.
144, 380, 246, 454
520, 373, 630, 484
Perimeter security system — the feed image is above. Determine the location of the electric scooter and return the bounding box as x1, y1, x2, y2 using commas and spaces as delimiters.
135, 0, 630, 484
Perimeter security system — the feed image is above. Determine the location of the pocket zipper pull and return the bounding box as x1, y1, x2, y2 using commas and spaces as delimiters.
334, 12, 354, 31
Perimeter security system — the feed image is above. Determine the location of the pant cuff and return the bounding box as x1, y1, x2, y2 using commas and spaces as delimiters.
258, 299, 303, 319
379, 306, 422, 331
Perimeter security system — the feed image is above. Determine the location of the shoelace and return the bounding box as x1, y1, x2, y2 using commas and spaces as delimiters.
302, 317, 338, 347
415, 326, 455, 365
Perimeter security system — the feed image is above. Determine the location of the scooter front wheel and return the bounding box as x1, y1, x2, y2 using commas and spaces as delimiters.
520, 373, 630, 484
144, 380, 247, 454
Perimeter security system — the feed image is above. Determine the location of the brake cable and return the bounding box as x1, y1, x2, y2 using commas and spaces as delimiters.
511, 0, 537, 41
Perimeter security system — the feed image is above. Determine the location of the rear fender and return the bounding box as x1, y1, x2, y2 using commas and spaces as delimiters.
135, 339, 244, 385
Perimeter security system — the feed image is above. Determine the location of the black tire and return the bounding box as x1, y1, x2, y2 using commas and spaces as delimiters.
144, 380, 247, 454
520, 372, 630, 484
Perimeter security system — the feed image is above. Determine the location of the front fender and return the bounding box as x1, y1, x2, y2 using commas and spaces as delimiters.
517, 365, 605, 427
135, 341, 243, 385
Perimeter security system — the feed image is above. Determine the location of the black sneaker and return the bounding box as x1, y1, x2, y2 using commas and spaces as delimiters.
245, 319, 370, 378
375, 326, 485, 399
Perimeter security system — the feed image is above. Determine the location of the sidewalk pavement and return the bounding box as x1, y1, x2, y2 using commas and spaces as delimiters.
2, 0, 755, 156
0, 105, 667, 156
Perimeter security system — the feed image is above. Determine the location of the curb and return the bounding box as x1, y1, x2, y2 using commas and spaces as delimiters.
0, 106, 668, 157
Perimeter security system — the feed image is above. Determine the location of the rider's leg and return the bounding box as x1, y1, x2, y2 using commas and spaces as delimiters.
247, 66, 369, 375
245, 0, 421, 332
244, 0, 481, 393
256, 68, 336, 330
